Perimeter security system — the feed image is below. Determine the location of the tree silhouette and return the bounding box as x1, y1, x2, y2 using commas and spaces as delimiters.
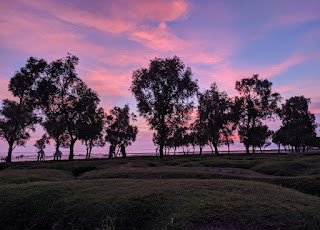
78, 106, 105, 159
34, 134, 50, 150
9, 57, 47, 107
0, 57, 45, 162
235, 74, 280, 154
197, 83, 234, 155
311, 137, 320, 149
192, 111, 208, 155
251, 124, 273, 153
131, 56, 198, 158
0, 100, 38, 162
278, 96, 317, 152
105, 105, 138, 158
42, 113, 70, 156
37, 54, 101, 160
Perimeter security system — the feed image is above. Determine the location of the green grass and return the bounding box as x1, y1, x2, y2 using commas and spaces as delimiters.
1, 153, 320, 229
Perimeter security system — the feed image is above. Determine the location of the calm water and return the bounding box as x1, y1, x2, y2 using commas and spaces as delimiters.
0, 148, 285, 162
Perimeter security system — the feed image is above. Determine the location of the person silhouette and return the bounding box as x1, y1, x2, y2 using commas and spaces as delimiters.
54, 149, 62, 160
120, 145, 126, 159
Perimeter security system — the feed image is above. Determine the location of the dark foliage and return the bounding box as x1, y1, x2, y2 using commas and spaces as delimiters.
105, 104, 138, 158
131, 56, 198, 158
235, 74, 281, 154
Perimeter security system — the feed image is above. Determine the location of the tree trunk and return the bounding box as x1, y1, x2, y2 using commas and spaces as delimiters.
121, 146, 126, 159
174, 147, 176, 156
86, 146, 89, 159
159, 144, 164, 159
69, 139, 76, 160
199, 146, 202, 155
6, 142, 14, 162
245, 145, 250, 155
209, 144, 214, 154
89, 146, 93, 158
227, 144, 230, 154
214, 144, 219, 156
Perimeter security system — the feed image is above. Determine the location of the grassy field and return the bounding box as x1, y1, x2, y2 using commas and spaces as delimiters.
1, 153, 320, 230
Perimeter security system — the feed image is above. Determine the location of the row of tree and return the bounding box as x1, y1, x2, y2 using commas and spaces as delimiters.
130, 56, 318, 158
0, 55, 137, 162
0, 55, 318, 162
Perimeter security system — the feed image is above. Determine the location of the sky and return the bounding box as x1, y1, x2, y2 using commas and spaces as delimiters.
0, 0, 320, 156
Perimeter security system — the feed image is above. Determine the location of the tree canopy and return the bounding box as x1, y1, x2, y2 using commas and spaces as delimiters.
235, 74, 281, 154
131, 56, 198, 158
0, 99, 38, 162
1, 54, 319, 161
105, 105, 138, 158
276, 96, 317, 152
197, 83, 235, 155
37, 55, 102, 160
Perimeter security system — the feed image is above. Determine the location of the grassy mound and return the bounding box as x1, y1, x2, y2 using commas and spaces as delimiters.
1, 153, 320, 229
1, 179, 320, 230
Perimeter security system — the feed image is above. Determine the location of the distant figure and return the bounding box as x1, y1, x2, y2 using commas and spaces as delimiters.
109, 145, 115, 159
37, 149, 45, 161
120, 145, 126, 159
38, 149, 46, 161
54, 149, 62, 160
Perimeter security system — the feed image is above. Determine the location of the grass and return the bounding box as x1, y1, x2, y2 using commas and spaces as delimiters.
1, 153, 320, 229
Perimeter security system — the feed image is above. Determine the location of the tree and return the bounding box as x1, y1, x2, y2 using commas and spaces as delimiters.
0, 100, 38, 162
37, 55, 101, 160
0, 57, 45, 162
197, 83, 234, 155
272, 126, 292, 153
9, 57, 47, 107
235, 74, 281, 154
105, 105, 138, 158
311, 137, 320, 149
131, 56, 198, 158
220, 124, 235, 154
192, 112, 208, 155
181, 132, 192, 155
78, 107, 106, 159
42, 113, 70, 155
279, 96, 317, 152
34, 134, 50, 150
251, 124, 273, 153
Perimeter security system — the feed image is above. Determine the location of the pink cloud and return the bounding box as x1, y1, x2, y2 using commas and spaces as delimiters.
271, 8, 320, 28
119, 0, 189, 22
20, 0, 134, 34
261, 54, 308, 78
20, 0, 189, 35
194, 53, 309, 96
80, 67, 133, 97
130, 22, 225, 67
131, 22, 189, 51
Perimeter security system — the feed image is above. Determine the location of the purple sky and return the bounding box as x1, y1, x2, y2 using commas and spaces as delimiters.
1, 0, 320, 155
